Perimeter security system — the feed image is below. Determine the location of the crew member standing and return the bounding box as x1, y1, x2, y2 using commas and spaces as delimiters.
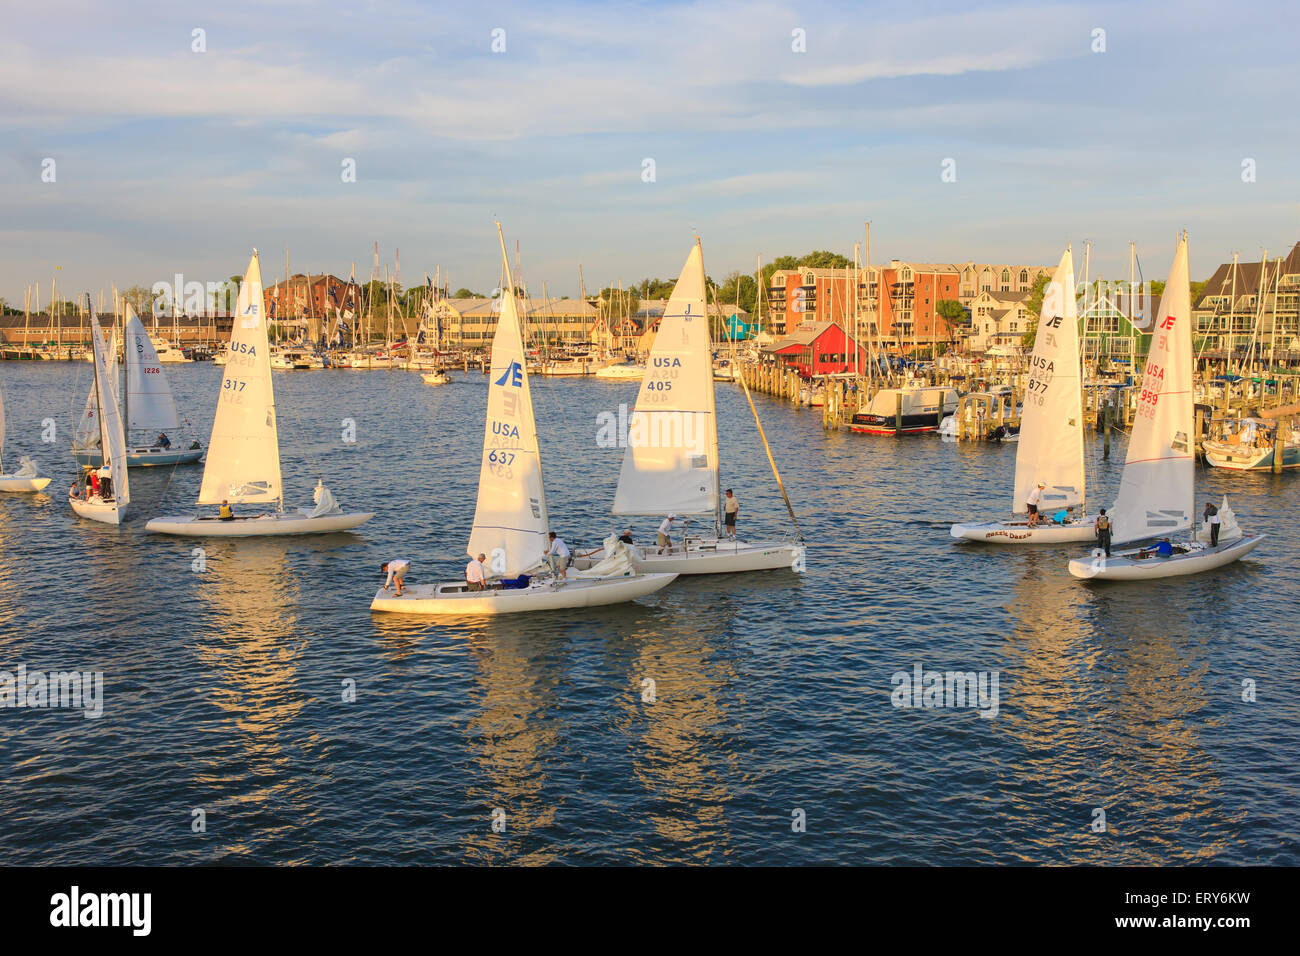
1026, 482, 1045, 527
1094, 508, 1112, 557
465, 553, 487, 591
657, 514, 677, 554
1204, 501, 1221, 547
723, 489, 739, 541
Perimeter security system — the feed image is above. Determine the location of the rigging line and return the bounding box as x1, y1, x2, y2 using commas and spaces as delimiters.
709, 283, 804, 543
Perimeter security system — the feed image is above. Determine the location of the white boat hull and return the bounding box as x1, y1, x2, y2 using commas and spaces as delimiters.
578, 538, 803, 575
70, 494, 124, 525
370, 571, 677, 616
950, 520, 1096, 545
595, 365, 645, 380
146, 510, 374, 536
0, 475, 51, 493
1068, 534, 1265, 581
421, 372, 450, 385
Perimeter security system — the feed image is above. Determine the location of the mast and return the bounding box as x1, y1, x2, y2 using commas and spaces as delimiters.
496, 220, 548, 526
697, 238, 723, 537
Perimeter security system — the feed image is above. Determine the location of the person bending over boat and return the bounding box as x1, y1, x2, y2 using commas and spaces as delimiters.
657, 514, 677, 554
542, 533, 571, 581
1094, 509, 1112, 557
1204, 501, 1220, 547
1026, 482, 1045, 527
381, 559, 410, 596
156, 432, 171, 450
1135, 539, 1176, 559
466, 553, 487, 591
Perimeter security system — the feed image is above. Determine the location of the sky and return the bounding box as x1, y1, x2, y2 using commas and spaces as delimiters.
2, 0, 1298, 305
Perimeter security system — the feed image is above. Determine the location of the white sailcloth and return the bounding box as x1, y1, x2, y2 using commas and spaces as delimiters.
89, 309, 130, 507
466, 273, 549, 577
1013, 248, 1085, 512
124, 304, 181, 435
613, 242, 718, 517
198, 252, 282, 506
74, 327, 118, 449
1109, 236, 1194, 544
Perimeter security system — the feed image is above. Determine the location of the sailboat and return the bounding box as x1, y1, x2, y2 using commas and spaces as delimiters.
0, 366, 52, 493
579, 241, 804, 575
146, 250, 374, 536
951, 248, 1094, 543
69, 304, 130, 524
72, 303, 205, 468
371, 225, 677, 615
1069, 235, 1264, 580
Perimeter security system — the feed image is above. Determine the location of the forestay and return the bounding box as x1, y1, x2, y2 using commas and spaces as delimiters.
198, 252, 282, 506
89, 309, 130, 507
466, 260, 549, 577
1013, 248, 1085, 512
124, 304, 181, 434
612, 242, 719, 517
1109, 236, 1194, 544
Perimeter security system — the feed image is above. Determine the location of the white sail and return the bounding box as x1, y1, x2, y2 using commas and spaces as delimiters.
612, 242, 719, 517
89, 309, 130, 507
74, 327, 118, 449
1109, 236, 1194, 544
1013, 248, 1085, 513
466, 235, 549, 577
198, 251, 282, 506
124, 303, 181, 434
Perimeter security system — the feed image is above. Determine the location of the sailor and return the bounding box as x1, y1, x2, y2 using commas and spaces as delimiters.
542, 532, 571, 580
1026, 482, 1045, 527
723, 489, 739, 540
465, 553, 487, 591
381, 558, 410, 596
97, 464, 112, 500
1094, 508, 1112, 557
617, 528, 635, 545
1204, 501, 1221, 547
88, 469, 101, 499
1050, 506, 1070, 525
157, 432, 171, 450
219, 500, 235, 521
657, 514, 677, 554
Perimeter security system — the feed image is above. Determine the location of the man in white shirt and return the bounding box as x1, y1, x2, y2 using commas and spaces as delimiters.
465, 552, 487, 590
381, 558, 410, 596
542, 533, 571, 580
1204, 501, 1221, 547
1026, 482, 1044, 527
723, 490, 739, 540
657, 513, 677, 554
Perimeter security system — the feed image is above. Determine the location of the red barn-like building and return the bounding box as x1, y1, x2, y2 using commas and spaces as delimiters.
766, 321, 868, 376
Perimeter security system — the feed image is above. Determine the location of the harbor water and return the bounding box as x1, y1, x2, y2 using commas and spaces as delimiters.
0, 362, 1296, 864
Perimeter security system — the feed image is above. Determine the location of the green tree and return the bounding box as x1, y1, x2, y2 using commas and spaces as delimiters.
1020, 271, 1054, 349
935, 299, 969, 346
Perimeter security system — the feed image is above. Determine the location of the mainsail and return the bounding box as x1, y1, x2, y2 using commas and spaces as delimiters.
124, 303, 181, 436
612, 242, 719, 517
198, 251, 282, 506
1013, 248, 1085, 513
466, 230, 549, 576
74, 327, 117, 450
89, 308, 130, 507
1109, 236, 1194, 544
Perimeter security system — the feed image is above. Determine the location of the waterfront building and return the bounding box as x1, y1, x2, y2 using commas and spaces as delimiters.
1192, 241, 1300, 359
263, 273, 360, 321
966, 289, 1032, 353
764, 320, 868, 376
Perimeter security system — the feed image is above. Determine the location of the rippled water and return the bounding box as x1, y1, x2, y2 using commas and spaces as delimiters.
0, 360, 1296, 865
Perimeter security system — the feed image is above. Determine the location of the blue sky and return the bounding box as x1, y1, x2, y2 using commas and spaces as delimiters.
2, 0, 1298, 304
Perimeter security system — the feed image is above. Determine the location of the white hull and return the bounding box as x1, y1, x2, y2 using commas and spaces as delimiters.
0, 475, 52, 493
70, 494, 123, 524
421, 372, 450, 385
950, 519, 1096, 545
146, 510, 374, 536
370, 571, 677, 616
595, 365, 646, 380
1068, 534, 1265, 581
580, 538, 802, 575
